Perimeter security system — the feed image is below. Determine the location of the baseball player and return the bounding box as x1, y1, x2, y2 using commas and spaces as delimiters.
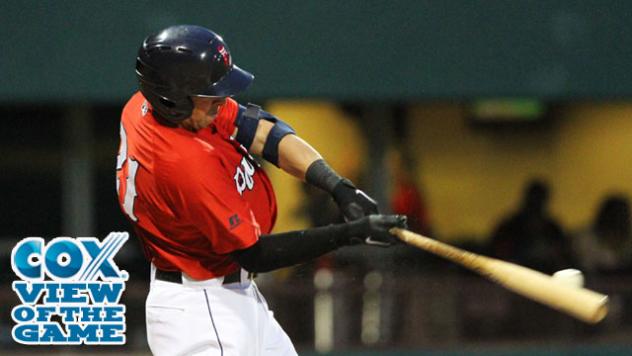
116, 25, 406, 356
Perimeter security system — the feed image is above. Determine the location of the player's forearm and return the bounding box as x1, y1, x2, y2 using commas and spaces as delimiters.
277, 135, 322, 180
232, 215, 406, 272
231, 215, 406, 273
231, 225, 348, 273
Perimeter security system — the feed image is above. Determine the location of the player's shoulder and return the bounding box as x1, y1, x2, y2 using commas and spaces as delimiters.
122, 91, 145, 111
121, 92, 148, 120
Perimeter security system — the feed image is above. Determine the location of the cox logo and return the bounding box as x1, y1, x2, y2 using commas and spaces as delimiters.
12, 232, 128, 282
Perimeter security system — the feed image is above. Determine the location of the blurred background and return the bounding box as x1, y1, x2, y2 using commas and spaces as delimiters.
2, 0, 632, 354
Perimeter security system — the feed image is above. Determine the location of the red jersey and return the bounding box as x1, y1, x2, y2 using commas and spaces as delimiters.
116, 92, 277, 280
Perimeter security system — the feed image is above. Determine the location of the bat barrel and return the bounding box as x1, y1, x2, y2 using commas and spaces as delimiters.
485, 259, 608, 324
391, 228, 609, 324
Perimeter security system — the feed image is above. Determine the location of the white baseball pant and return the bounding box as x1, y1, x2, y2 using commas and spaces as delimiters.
146, 264, 297, 356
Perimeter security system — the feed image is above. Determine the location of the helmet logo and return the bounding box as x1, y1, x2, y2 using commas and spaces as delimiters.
217, 45, 231, 67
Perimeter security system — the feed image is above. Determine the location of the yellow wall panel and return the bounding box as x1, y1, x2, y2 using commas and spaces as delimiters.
410, 102, 632, 242
555, 104, 632, 229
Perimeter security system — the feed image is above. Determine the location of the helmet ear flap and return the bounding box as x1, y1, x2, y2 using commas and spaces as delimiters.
156, 95, 194, 123
139, 81, 194, 123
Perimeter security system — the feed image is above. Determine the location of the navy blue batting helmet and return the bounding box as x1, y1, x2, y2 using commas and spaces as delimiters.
136, 25, 254, 122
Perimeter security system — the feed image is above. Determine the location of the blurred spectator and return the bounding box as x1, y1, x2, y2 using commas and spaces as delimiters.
490, 179, 572, 273
390, 148, 432, 236
387, 146, 446, 277
573, 195, 632, 274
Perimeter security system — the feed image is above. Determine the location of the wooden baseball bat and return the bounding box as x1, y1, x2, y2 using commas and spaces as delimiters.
390, 228, 608, 324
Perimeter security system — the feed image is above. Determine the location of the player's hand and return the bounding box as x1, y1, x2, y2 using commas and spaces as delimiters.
332, 179, 379, 221
346, 214, 408, 247
211, 97, 239, 139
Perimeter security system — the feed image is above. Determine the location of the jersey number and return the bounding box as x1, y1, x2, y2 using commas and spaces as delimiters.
116, 123, 139, 221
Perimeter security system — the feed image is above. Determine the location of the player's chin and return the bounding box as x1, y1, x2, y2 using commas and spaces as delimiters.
179, 122, 192, 131
181, 121, 200, 133
204, 115, 217, 127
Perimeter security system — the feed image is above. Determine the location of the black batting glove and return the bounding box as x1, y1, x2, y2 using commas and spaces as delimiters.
332, 179, 379, 221
304, 159, 380, 221
345, 214, 408, 247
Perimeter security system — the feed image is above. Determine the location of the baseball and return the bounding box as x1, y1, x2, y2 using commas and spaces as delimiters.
552, 268, 584, 288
